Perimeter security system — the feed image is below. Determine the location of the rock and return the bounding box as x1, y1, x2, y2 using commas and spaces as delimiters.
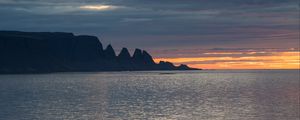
157, 61, 177, 70
118, 48, 131, 60
0, 31, 200, 74
142, 50, 156, 65
104, 44, 116, 59
132, 49, 144, 64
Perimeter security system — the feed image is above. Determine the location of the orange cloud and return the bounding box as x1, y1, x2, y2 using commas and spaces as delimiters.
154, 51, 300, 69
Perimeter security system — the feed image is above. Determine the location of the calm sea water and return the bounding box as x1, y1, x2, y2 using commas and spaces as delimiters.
0, 70, 299, 120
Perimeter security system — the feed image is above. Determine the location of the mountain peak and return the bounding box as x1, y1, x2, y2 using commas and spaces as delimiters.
118, 48, 131, 60
132, 49, 143, 59
142, 50, 155, 65
104, 44, 116, 59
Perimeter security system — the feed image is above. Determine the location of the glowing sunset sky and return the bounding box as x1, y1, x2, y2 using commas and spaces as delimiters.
154, 49, 300, 69
0, 0, 299, 69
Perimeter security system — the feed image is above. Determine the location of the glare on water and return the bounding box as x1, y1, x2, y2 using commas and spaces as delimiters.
0, 70, 299, 120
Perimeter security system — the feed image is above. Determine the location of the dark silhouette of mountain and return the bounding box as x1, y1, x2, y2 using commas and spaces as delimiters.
104, 44, 116, 59
0, 31, 200, 74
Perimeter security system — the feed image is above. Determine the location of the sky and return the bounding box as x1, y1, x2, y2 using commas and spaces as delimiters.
0, 0, 299, 69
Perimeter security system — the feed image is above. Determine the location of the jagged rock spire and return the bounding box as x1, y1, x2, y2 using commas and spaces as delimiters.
118, 48, 131, 60
104, 44, 116, 59
133, 49, 142, 58
132, 49, 143, 63
142, 50, 155, 65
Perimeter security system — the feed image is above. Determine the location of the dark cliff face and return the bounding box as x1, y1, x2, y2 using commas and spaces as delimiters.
72, 35, 104, 62
0, 31, 199, 74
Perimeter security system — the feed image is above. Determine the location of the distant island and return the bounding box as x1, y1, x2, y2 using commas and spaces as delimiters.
0, 31, 200, 74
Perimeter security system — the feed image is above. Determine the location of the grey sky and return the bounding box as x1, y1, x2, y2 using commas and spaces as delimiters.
0, 0, 299, 56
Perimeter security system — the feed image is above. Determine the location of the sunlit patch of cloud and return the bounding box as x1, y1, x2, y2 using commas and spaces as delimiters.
79, 5, 119, 11
4, 3, 122, 14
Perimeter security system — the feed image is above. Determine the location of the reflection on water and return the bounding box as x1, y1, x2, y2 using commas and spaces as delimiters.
0, 70, 299, 120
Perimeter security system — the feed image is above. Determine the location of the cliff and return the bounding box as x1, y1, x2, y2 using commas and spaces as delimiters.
0, 31, 200, 74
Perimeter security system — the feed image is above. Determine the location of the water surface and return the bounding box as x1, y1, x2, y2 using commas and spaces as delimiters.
0, 70, 299, 120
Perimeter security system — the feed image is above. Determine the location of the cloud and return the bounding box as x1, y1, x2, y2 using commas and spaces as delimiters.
2, 4, 122, 14
150, 48, 300, 58
0, 0, 298, 52
79, 5, 120, 11
121, 18, 153, 22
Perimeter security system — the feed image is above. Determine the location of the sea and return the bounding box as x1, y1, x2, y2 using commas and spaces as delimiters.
0, 70, 299, 120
